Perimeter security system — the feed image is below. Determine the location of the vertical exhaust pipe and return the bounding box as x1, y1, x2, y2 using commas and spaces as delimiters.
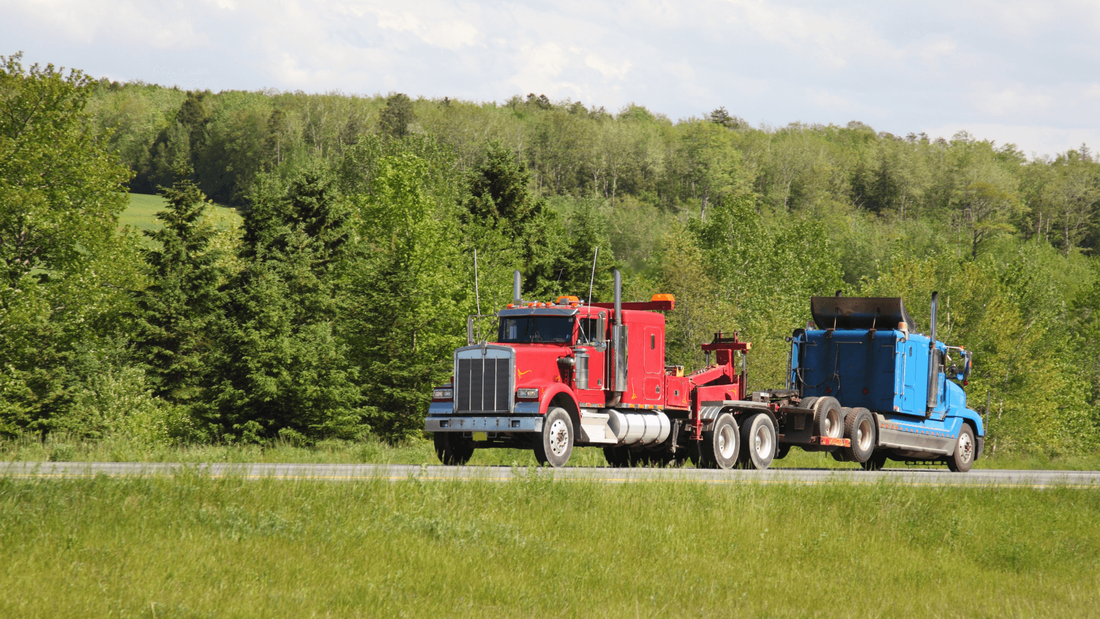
926, 291, 939, 413
611, 269, 627, 395
614, 270, 622, 324
512, 270, 522, 305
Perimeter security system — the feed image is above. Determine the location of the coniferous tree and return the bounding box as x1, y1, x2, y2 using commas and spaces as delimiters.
202, 163, 363, 443
379, 93, 414, 138
134, 168, 224, 405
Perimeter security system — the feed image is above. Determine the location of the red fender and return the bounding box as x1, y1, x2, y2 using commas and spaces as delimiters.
538, 383, 580, 416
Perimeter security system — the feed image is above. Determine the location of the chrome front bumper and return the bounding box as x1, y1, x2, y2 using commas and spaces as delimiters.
425, 401, 543, 434
425, 416, 543, 433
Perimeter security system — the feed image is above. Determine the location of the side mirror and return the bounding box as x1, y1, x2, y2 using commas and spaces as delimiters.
963, 350, 972, 379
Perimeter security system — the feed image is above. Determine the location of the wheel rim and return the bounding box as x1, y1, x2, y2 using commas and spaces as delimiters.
717, 423, 736, 460
753, 425, 772, 458
958, 432, 973, 463
857, 418, 873, 451
548, 419, 570, 457
826, 410, 840, 438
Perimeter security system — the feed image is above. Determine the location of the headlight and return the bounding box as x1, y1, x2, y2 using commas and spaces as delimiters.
432, 388, 453, 400
516, 388, 539, 399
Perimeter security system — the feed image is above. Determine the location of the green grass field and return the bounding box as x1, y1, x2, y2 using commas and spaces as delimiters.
1, 473, 1097, 617
121, 192, 242, 237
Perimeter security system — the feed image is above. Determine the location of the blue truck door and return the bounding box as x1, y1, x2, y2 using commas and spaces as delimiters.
899, 339, 927, 416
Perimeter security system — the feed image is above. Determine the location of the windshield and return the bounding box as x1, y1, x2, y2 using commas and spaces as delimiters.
498, 316, 574, 344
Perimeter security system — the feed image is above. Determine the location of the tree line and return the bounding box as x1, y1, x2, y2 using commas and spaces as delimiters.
3, 52, 1099, 455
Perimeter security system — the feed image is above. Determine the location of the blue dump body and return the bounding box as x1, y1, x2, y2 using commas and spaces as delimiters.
790, 328, 984, 445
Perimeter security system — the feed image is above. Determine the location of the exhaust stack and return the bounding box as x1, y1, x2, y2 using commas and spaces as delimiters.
926, 291, 939, 414
614, 270, 622, 324
611, 269, 628, 393
512, 270, 522, 305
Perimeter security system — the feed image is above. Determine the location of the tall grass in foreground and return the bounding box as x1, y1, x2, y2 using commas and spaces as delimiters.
5, 433, 1100, 470
1, 474, 1097, 618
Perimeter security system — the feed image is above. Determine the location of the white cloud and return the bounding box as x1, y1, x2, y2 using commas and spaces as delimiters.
338, 1, 483, 51
2, 0, 207, 49
3, 0, 1100, 154
584, 53, 632, 82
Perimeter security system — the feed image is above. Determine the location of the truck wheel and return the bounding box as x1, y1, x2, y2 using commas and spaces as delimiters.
628, 450, 653, 467
534, 407, 574, 468
699, 413, 739, 470
433, 433, 474, 466
603, 446, 630, 468
860, 452, 888, 471
842, 408, 876, 463
813, 397, 844, 440
947, 424, 975, 473
739, 413, 776, 470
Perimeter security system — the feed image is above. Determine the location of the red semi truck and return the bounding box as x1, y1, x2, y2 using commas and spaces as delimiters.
425, 269, 847, 469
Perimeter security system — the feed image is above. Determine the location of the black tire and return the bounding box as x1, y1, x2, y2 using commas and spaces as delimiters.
671, 450, 691, 468
860, 452, 888, 471
774, 443, 792, 460
534, 407, 574, 467
628, 450, 653, 467
842, 407, 876, 463
433, 432, 474, 465
739, 413, 776, 470
947, 424, 976, 473
813, 397, 844, 440
698, 412, 739, 470
603, 446, 630, 468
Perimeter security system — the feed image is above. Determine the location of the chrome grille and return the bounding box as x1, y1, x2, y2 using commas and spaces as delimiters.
456, 356, 512, 414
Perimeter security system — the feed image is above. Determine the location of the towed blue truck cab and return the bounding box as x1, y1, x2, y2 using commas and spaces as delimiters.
789, 294, 984, 471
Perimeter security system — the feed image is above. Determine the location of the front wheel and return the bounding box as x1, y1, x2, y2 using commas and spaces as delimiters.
947, 424, 975, 473
699, 413, 739, 470
739, 413, 776, 470
534, 407, 574, 468
433, 433, 474, 466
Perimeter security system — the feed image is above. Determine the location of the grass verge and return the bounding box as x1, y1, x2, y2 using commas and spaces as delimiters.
1, 473, 1097, 617
4, 433, 1099, 471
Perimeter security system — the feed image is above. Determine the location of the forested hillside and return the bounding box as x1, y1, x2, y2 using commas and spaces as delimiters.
3, 53, 1099, 455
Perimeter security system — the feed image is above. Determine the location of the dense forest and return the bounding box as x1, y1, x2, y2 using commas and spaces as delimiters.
2, 53, 1099, 455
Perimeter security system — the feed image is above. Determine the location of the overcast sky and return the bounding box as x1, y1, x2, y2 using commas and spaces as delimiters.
3, 0, 1098, 158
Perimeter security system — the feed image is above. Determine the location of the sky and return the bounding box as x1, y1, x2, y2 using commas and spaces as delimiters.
2, 0, 1099, 158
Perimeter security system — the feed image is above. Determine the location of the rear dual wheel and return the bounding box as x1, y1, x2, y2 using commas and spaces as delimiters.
813, 397, 844, 440
738, 413, 776, 470
842, 407, 876, 463
698, 413, 739, 470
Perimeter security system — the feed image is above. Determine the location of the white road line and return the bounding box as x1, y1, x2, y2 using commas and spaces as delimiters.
1, 462, 1098, 488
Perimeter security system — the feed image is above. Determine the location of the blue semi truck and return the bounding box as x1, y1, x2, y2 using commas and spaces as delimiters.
782, 292, 984, 472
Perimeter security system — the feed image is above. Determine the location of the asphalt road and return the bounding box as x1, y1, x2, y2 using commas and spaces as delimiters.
2, 461, 1098, 488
